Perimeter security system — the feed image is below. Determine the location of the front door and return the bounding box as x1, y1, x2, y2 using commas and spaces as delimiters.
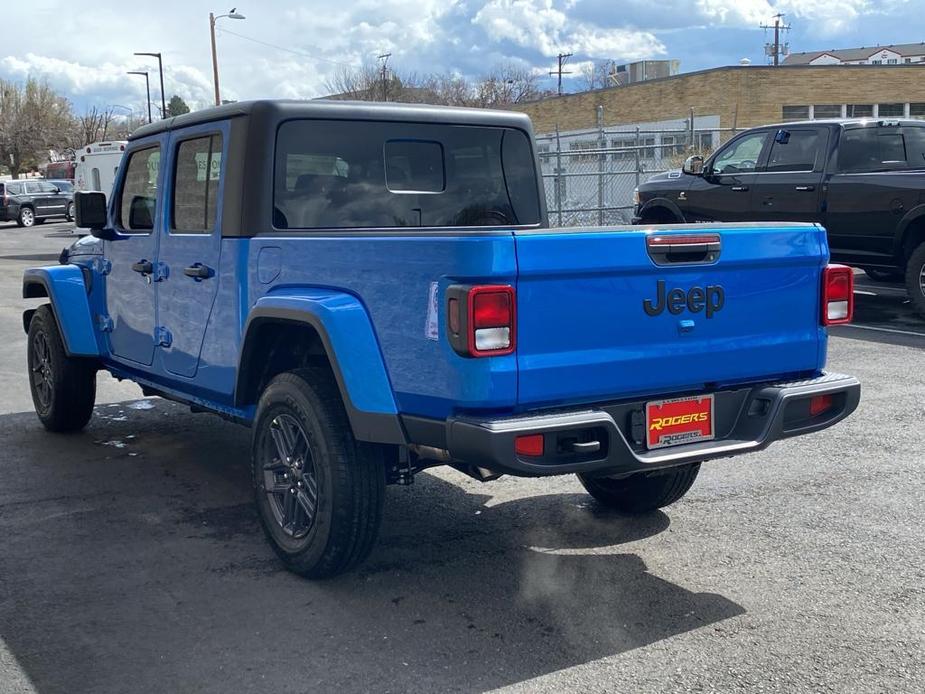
684, 129, 769, 222
35, 181, 67, 217
104, 143, 163, 366
752, 127, 827, 223
155, 126, 225, 378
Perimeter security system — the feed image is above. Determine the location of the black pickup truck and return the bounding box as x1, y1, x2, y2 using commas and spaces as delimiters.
633, 119, 925, 316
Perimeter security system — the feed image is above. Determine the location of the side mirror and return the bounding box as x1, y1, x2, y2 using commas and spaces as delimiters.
74, 191, 117, 240
52, 187, 60, 194
682, 155, 705, 176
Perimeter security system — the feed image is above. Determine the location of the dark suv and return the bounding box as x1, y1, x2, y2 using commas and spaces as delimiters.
0, 179, 74, 227
634, 119, 925, 316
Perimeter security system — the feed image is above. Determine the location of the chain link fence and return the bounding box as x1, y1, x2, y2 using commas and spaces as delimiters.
536, 126, 743, 227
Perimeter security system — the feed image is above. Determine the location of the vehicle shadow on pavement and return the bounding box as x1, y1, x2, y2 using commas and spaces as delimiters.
0, 399, 744, 694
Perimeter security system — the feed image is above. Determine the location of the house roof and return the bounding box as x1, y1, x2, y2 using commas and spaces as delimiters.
784, 42, 925, 65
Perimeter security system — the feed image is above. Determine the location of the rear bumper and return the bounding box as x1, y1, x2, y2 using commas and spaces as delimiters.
411, 373, 860, 478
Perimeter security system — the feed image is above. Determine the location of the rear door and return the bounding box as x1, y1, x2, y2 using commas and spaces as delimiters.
684, 130, 769, 222
753, 127, 827, 222
155, 124, 226, 379
824, 125, 915, 263
514, 224, 826, 407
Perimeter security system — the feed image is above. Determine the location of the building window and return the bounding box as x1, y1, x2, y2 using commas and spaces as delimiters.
910, 103, 925, 119
847, 104, 874, 118
813, 104, 842, 119
887, 59, 898, 65
905, 58, 913, 64
782, 105, 810, 121
871, 59, 883, 65
611, 136, 636, 161
697, 132, 714, 152
879, 103, 905, 118
660, 135, 685, 157
568, 139, 598, 163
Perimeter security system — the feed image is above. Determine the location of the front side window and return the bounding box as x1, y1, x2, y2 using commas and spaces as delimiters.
766, 130, 822, 172
118, 146, 161, 232
838, 128, 907, 172
23, 181, 40, 194
37, 181, 57, 193
712, 132, 767, 174
172, 134, 223, 233
274, 120, 541, 229
905, 128, 925, 169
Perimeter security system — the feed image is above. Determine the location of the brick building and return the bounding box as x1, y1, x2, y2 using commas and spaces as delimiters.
512, 64, 925, 135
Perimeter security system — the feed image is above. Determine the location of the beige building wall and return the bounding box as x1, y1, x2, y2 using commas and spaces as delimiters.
511, 65, 925, 135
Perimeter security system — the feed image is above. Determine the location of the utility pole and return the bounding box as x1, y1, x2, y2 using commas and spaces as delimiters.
377, 53, 391, 101
549, 52, 573, 96
760, 13, 791, 66
134, 52, 166, 118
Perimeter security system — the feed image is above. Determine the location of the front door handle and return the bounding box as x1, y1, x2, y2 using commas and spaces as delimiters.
183, 263, 214, 280
131, 260, 153, 274
795, 185, 815, 192
731, 186, 749, 192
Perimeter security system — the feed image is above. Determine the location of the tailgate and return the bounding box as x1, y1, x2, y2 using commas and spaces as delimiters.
514, 223, 827, 408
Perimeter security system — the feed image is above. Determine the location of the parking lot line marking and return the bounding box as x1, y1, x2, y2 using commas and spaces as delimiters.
836, 324, 925, 338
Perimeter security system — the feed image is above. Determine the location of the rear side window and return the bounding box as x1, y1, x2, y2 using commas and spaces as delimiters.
838, 128, 907, 172
118, 146, 161, 232
172, 134, 222, 233
766, 130, 821, 172
274, 120, 541, 229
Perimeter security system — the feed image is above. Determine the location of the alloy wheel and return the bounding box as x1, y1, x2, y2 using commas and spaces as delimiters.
21, 208, 34, 227
30, 331, 53, 409
260, 413, 319, 538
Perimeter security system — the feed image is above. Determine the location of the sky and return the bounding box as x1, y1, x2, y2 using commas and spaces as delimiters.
4, 0, 923, 116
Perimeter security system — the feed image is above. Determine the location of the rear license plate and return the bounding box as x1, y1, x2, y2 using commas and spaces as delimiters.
646, 395, 715, 450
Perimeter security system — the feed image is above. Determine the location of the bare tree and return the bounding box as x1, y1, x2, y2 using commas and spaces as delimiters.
474, 64, 547, 106
0, 78, 73, 178
72, 106, 116, 148
580, 61, 619, 91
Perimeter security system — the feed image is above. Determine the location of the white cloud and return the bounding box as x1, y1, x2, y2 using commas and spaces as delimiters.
694, 0, 908, 35
473, 0, 664, 59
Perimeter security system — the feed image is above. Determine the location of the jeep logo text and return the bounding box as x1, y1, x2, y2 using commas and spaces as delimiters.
643, 280, 725, 318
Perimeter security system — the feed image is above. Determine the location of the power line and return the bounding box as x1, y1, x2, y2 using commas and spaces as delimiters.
215, 27, 361, 69
549, 52, 573, 95
760, 13, 791, 66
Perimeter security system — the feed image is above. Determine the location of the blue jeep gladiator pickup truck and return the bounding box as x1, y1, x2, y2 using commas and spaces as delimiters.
23, 100, 860, 578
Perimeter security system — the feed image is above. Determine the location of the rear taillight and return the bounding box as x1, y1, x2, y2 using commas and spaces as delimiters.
809, 394, 834, 417
822, 264, 854, 326
446, 284, 516, 357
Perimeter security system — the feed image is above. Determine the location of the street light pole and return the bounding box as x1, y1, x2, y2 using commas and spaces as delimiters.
210, 8, 246, 106
134, 52, 166, 118
127, 71, 152, 123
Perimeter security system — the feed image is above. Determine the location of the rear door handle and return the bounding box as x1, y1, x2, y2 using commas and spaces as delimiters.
183, 263, 214, 280
795, 185, 815, 192
131, 260, 153, 274
731, 186, 749, 192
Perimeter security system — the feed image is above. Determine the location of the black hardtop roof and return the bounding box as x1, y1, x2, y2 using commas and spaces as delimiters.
128, 99, 534, 141
752, 117, 925, 131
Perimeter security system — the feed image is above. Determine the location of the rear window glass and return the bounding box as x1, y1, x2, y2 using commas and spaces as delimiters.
766, 130, 821, 172
274, 120, 541, 229
838, 128, 907, 172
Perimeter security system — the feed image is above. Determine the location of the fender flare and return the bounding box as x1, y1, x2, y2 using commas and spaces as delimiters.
894, 205, 925, 257
236, 290, 405, 445
637, 197, 686, 223
22, 266, 100, 357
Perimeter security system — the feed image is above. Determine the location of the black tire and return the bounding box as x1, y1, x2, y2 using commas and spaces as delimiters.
905, 243, 925, 318
27, 305, 96, 432
66, 201, 75, 221
578, 463, 700, 514
252, 367, 385, 579
863, 267, 902, 282
18, 206, 34, 227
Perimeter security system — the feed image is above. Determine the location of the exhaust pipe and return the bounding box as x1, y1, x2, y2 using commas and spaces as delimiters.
407, 445, 503, 482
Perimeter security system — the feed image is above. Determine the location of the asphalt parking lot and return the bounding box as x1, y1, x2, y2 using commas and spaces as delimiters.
1, 220, 923, 694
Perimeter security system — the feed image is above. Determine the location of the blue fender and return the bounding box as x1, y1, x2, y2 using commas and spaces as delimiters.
22, 266, 100, 357
237, 289, 404, 444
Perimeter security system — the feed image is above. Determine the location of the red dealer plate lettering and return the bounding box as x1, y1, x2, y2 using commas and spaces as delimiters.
646, 395, 715, 450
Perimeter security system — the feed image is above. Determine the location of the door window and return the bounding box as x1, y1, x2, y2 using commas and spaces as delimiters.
171, 134, 223, 233
117, 146, 161, 232
903, 128, 925, 169
23, 181, 40, 194
766, 130, 822, 172
712, 132, 766, 174
37, 181, 58, 193
838, 129, 908, 172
